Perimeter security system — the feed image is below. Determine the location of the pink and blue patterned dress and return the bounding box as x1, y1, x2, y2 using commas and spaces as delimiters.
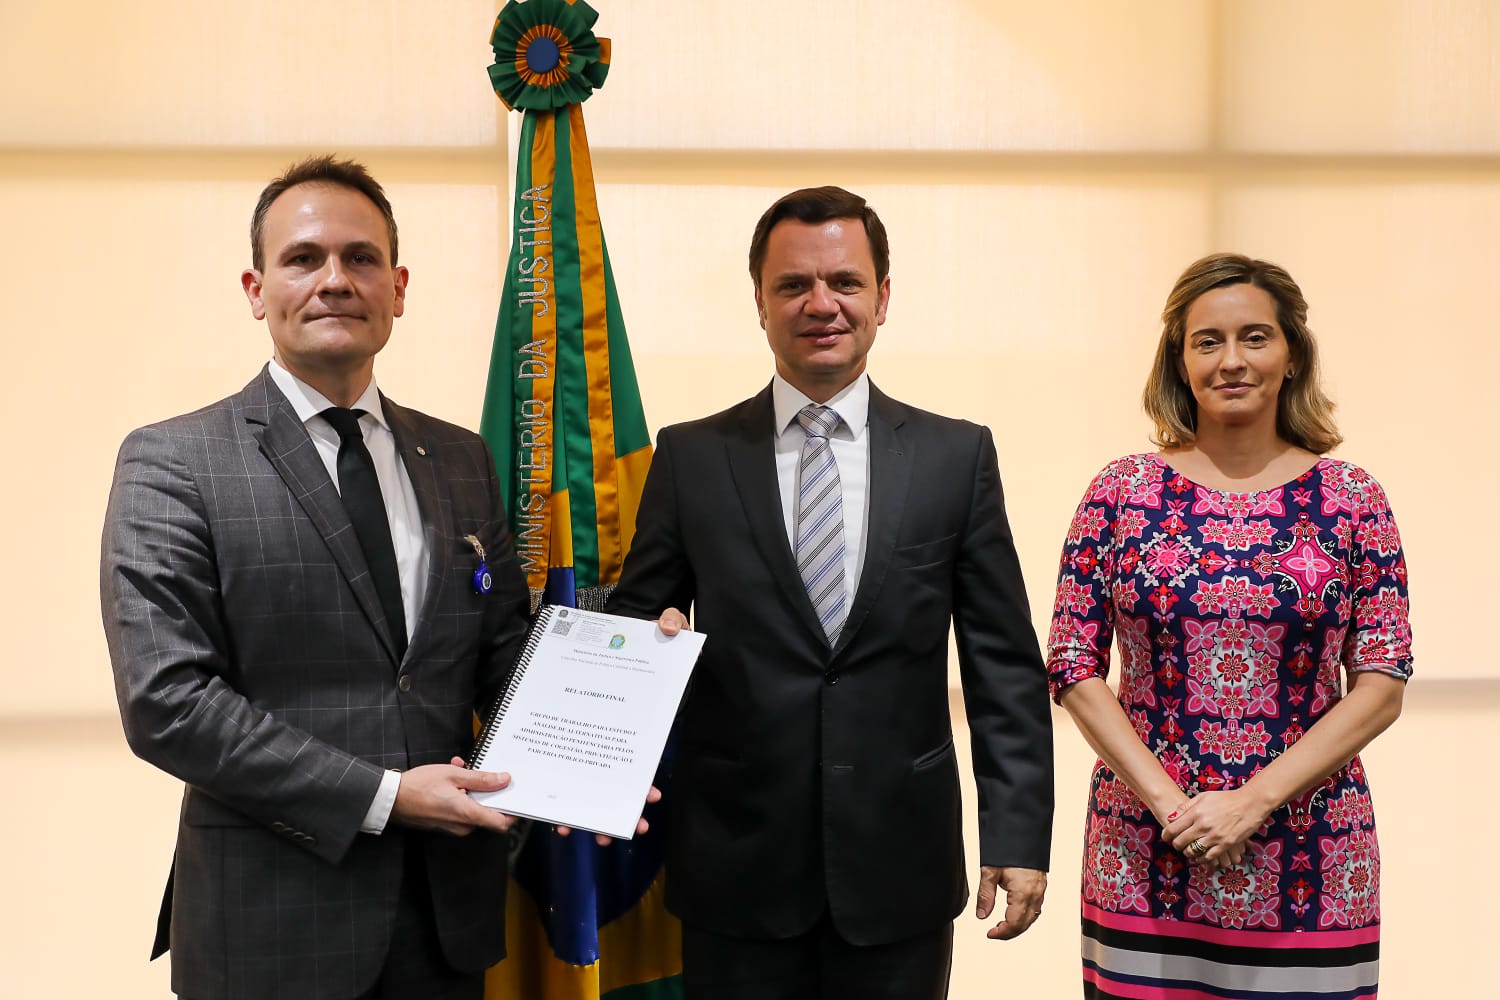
1047, 454, 1413, 1000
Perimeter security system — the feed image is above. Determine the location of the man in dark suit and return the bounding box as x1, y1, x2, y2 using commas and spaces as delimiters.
608, 186, 1055, 999
100, 156, 531, 1000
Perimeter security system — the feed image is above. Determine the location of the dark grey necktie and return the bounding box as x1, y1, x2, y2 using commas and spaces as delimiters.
321, 407, 407, 658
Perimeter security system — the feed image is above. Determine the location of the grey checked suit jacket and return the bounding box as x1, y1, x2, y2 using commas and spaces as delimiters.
100, 367, 530, 1000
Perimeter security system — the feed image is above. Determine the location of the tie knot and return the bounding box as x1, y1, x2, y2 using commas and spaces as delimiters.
797, 405, 841, 440
321, 407, 369, 443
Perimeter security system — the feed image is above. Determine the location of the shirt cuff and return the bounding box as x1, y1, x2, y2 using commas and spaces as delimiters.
360, 769, 402, 834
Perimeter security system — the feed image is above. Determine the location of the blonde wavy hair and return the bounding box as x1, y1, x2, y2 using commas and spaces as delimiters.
1143, 253, 1342, 454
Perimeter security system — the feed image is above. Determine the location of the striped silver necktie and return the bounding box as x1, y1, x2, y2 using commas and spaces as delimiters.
794, 405, 847, 642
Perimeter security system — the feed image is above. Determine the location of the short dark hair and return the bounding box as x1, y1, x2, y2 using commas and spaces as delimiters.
748, 186, 890, 287
250, 155, 398, 272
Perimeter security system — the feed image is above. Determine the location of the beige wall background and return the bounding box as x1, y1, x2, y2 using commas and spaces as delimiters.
0, 0, 1490, 995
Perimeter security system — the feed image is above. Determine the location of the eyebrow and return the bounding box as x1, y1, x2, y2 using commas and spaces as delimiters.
278, 240, 385, 261
1189, 322, 1276, 336
770, 267, 866, 284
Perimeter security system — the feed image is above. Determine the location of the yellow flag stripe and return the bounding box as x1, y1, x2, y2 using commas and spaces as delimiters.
566, 104, 625, 585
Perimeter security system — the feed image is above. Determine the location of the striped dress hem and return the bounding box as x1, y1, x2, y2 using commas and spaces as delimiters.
1082, 903, 1379, 999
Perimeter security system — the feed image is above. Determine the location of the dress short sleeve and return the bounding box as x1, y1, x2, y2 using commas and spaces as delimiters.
1337, 464, 1414, 681
1046, 459, 1130, 702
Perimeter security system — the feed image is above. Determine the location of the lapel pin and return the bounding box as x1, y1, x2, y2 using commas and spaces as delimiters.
465, 534, 493, 594
416, 445, 428, 456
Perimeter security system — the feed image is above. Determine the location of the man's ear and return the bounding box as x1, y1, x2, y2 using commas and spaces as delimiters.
754, 284, 766, 330
242, 270, 267, 320
393, 266, 409, 318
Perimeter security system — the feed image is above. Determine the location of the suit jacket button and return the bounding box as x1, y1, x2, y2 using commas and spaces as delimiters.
825, 671, 839, 685
398, 675, 412, 693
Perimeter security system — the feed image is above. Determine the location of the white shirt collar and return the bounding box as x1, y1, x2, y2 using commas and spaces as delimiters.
267, 358, 389, 431
772, 372, 869, 440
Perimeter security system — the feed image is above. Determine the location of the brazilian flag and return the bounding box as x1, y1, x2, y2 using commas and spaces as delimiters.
479, 2, 681, 998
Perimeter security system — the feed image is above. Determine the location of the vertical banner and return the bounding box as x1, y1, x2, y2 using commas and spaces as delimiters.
478, 2, 681, 998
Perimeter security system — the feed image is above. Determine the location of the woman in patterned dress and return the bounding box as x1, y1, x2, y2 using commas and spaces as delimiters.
1047, 253, 1412, 999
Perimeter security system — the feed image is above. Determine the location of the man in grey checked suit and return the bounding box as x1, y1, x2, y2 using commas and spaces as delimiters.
101, 156, 531, 999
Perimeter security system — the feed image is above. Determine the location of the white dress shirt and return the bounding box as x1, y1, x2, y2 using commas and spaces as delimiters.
267, 359, 427, 833
771, 372, 871, 601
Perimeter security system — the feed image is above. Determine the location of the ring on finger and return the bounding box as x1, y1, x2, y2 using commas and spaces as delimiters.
1187, 837, 1209, 857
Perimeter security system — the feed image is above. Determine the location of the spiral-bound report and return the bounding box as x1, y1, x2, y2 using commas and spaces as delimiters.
469, 605, 705, 838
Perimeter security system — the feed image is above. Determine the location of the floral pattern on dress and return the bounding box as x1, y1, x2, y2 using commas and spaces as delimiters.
1049, 454, 1412, 937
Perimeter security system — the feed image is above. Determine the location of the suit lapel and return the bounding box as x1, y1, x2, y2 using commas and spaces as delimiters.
383, 396, 452, 664
243, 369, 402, 666
835, 384, 911, 656
725, 386, 830, 646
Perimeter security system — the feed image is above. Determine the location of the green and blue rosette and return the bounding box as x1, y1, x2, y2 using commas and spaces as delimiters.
488, 0, 611, 111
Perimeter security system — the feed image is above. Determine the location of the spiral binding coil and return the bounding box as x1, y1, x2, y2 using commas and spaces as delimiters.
471, 603, 558, 767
